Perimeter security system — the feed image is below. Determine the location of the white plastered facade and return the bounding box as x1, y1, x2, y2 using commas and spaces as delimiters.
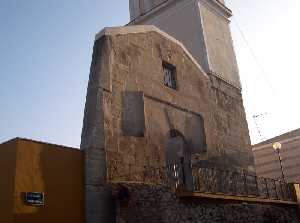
129, 0, 242, 89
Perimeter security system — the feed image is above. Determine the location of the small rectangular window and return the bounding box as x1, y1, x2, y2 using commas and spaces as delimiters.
163, 62, 177, 90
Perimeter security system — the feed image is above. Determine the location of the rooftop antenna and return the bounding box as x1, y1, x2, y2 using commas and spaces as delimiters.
253, 113, 267, 141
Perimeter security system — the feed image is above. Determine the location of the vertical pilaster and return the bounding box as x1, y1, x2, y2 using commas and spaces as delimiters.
81, 36, 115, 223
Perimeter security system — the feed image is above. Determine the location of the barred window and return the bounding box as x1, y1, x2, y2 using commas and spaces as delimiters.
163, 62, 177, 90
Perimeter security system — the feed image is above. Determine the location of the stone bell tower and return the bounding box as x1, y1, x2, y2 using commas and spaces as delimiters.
81, 1, 254, 222
129, 0, 241, 88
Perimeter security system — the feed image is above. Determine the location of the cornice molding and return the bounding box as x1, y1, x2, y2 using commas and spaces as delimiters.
199, 0, 232, 22
129, 0, 232, 26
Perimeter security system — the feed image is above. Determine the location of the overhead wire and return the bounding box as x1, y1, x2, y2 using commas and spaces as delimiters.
232, 17, 276, 93
231, 16, 291, 141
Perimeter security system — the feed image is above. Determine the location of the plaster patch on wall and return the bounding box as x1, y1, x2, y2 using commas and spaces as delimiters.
122, 91, 145, 137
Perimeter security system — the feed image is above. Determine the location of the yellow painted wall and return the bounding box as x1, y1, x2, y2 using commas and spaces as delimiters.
0, 140, 17, 223
0, 138, 84, 223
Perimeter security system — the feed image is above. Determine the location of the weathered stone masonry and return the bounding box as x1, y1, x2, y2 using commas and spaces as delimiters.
82, 25, 253, 175
113, 182, 299, 223
80, 25, 255, 222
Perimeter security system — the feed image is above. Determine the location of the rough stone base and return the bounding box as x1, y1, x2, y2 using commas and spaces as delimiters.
112, 183, 299, 223
85, 185, 116, 223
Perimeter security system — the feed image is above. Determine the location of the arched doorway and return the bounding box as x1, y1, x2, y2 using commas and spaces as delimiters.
165, 129, 193, 191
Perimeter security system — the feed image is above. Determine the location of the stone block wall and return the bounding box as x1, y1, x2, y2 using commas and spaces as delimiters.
113, 182, 299, 223
81, 25, 255, 222
205, 74, 253, 171
81, 26, 253, 177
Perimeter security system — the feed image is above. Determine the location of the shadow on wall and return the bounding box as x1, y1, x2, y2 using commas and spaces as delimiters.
193, 149, 255, 173
165, 129, 189, 166
163, 107, 207, 166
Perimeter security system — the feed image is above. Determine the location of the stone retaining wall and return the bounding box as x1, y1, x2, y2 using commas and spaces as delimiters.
113, 182, 299, 223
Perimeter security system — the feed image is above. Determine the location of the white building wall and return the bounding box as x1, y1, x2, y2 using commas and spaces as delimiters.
129, 0, 242, 88
199, 2, 241, 86
130, 0, 140, 20
132, 0, 210, 73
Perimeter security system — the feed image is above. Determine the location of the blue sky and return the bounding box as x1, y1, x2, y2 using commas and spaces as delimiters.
0, 0, 300, 147
0, 0, 128, 147
228, 0, 300, 144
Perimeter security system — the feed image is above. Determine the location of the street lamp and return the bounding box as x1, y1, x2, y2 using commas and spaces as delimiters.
273, 142, 286, 182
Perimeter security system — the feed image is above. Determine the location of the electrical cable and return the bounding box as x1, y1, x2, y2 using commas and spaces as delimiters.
232, 17, 276, 94
231, 16, 292, 141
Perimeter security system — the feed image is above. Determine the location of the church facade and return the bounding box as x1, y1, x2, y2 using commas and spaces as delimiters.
2, 1, 300, 223
82, 25, 254, 184
81, 0, 256, 221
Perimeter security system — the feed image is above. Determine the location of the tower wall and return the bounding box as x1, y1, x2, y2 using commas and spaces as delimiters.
129, 0, 241, 88
80, 25, 254, 222
199, 1, 241, 87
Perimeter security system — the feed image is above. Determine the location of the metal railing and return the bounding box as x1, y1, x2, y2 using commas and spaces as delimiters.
108, 162, 295, 201
191, 164, 294, 201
